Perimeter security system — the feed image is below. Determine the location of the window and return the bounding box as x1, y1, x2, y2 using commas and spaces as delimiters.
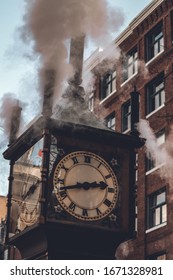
146, 130, 165, 172
100, 69, 116, 100
147, 189, 167, 230
88, 93, 94, 112
146, 73, 165, 115
122, 48, 138, 82
105, 113, 116, 130
121, 100, 131, 132
145, 22, 164, 62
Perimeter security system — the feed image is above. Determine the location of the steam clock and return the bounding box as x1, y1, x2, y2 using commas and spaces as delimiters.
3, 37, 143, 260
3, 114, 143, 259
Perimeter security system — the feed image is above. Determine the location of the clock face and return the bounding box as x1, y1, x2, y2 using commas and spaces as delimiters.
53, 151, 118, 221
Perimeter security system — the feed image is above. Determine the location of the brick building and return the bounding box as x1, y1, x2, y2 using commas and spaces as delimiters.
84, 0, 173, 259
0, 196, 7, 259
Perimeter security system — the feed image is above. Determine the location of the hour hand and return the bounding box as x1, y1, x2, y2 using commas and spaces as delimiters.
59, 181, 108, 191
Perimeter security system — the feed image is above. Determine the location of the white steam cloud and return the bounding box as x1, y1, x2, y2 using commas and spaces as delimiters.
0, 0, 125, 195
21, 0, 124, 102
138, 119, 173, 189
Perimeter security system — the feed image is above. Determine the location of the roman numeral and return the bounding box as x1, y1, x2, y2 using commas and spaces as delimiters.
59, 190, 67, 200
96, 208, 102, 215
108, 187, 115, 193
69, 202, 76, 211
84, 156, 91, 163
105, 174, 112, 180
61, 165, 69, 172
82, 209, 88, 216
72, 156, 78, 165
97, 162, 102, 168
103, 199, 112, 207
57, 178, 64, 185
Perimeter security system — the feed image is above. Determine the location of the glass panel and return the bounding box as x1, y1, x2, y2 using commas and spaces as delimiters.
155, 93, 160, 109
10, 138, 43, 234
128, 64, 133, 77
154, 42, 159, 56
128, 55, 133, 64
127, 115, 131, 129
156, 82, 163, 92
160, 37, 164, 51
161, 89, 165, 104
122, 101, 131, 131
156, 133, 165, 146
162, 204, 167, 223
156, 192, 165, 205
112, 80, 116, 92
112, 71, 116, 78
107, 115, 116, 130
155, 207, 160, 225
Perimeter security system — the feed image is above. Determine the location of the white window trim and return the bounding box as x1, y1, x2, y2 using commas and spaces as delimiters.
145, 221, 167, 234
122, 128, 131, 134
145, 49, 164, 66
120, 72, 138, 88
99, 89, 116, 105
145, 162, 165, 176
146, 103, 165, 119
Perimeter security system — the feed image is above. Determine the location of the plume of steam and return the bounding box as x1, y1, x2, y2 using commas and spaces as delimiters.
138, 60, 149, 80
115, 240, 134, 260
0, 93, 20, 195
138, 119, 173, 189
94, 43, 121, 76
83, 42, 121, 99
0, 93, 19, 141
21, 0, 124, 104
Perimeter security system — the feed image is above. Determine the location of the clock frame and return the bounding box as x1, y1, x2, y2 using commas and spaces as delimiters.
3, 116, 143, 259
52, 150, 119, 221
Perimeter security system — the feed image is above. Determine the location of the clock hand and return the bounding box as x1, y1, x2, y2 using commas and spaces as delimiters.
59, 181, 108, 191
59, 183, 82, 191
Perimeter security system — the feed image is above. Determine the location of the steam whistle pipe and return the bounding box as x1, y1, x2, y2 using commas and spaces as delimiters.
130, 86, 140, 137
40, 69, 55, 222
69, 34, 85, 86
9, 102, 22, 145
42, 69, 56, 118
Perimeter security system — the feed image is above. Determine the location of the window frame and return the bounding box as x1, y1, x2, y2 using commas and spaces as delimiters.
145, 21, 164, 62
105, 113, 116, 130
88, 93, 94, 112
121, 100, 131, 133
122, 47, 138, 83
146, 73, 165, 116
100, 69, 116, 101
147, 188, 167, 230
146, 129, 165, 173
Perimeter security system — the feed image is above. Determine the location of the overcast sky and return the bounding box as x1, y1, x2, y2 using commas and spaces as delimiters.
0, 0, 152, 195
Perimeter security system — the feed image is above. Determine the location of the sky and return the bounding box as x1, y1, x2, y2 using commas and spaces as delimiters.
0, 0, 152, 195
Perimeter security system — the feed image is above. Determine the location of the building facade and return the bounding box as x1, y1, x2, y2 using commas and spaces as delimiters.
0, 196, 7, 259
84, 0, 173, 259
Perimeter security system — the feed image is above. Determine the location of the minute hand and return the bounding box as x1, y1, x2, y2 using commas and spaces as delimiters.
59, 181, 108, 191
